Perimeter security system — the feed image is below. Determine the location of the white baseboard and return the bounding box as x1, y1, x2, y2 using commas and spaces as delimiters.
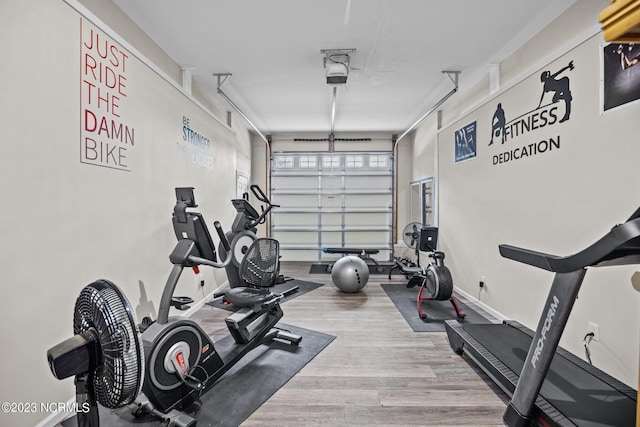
454, 286, 507, 322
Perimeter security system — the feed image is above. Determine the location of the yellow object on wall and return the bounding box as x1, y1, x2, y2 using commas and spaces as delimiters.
600, 0, 640, 41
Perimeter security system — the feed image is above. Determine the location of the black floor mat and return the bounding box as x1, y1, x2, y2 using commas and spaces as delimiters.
62, 323, 335, 427
206, 279, 323, 311
381, 283, 489, 332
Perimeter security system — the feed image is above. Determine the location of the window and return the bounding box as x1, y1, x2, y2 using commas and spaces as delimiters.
322, 156, 340, 169
275, 156, 294, 168
345, 155, 364, 168
299, 155, 317, 168
410, 177, 434, 226
369, 155, 388, 168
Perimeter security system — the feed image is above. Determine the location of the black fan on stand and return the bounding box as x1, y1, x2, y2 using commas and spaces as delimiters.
47, 280, 145, 427
402, 222, 423, 266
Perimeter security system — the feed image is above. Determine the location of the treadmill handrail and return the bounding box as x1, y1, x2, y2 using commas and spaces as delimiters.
499, 215, 640, 273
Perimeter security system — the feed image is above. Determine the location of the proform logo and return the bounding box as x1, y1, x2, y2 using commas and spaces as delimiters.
531, 295, 560, 369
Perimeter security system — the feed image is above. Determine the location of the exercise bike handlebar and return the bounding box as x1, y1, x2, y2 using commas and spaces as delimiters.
159, 222, 233, 325
245, 185, 279, 228
188, 253, 232, 269
187, 221, 233, 269
251, 184, 276, 206
214, 221, 231, 252
158, 250, 232, 324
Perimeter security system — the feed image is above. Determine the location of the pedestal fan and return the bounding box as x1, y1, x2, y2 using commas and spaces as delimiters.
402, 222, 423, 266
47, 279, 145, 426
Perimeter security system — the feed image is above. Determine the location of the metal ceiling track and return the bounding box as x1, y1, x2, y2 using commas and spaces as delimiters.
213, 73, 270, 147
394, 70, 460, 150
214, 72, 274, 229
391, 70, 460, 247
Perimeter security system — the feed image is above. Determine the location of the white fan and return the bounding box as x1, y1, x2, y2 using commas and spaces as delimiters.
402, 222, 423, 249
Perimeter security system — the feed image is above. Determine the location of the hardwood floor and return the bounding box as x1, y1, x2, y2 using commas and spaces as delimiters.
234, 262, 508, 426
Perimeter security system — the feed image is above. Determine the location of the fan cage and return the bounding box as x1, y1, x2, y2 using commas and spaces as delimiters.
73, 280, 144, 408
402, 222, 423, 249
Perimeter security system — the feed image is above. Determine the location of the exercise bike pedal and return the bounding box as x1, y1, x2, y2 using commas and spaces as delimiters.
273, 328, 302, 346
182, 373, 204, 391
170, 296, 194, 310
164, 410, 197, 427
406, 276, 423, 288
133, 401, 196, 427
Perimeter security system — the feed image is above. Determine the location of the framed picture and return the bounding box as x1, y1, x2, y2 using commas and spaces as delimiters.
601, 42, 640, 113
236, 172, 248, 198
455, 121, 477, 163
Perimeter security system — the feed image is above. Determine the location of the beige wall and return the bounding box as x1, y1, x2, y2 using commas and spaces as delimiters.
413, 0, 638, 387
0, 1, 251, 425
3, 1, 636, 425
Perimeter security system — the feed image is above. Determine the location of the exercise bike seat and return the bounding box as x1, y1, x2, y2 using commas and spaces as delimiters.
400, 265, 423, 274
223, 238, 281, 309
224, 287, 276, 307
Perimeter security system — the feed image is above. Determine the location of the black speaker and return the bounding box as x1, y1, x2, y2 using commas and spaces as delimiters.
420, 227, 438, 252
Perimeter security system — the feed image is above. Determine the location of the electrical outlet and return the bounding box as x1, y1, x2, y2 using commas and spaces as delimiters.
588, 322, 599, 341
479, 276, 486, 289
200, 280, 205, 288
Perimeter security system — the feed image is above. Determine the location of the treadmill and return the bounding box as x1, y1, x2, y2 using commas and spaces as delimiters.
445, 207, 640, 426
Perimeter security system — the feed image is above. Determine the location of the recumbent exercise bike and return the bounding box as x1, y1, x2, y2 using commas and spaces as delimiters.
47, 187, 301, 427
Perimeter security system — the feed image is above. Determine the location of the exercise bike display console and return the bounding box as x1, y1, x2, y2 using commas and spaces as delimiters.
446, 206, 640, 426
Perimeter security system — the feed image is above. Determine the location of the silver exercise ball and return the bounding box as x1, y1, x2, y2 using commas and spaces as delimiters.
331, 256, 369, 293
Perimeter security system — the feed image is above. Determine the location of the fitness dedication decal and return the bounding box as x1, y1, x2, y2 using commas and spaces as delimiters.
80, 19, 135, 172
488, 61, 574, 166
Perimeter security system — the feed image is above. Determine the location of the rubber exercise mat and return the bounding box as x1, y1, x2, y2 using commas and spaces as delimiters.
381, 283, 488, 332
62, 323, 335, 427
206, 279, 323, 311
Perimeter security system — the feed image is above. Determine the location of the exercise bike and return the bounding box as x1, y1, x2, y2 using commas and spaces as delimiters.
393, 226, 465, 320
47, 187, 301, 427
220, 184, 283, 288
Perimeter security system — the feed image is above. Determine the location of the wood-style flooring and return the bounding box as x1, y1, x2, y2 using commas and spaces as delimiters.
191, 262, 509, 426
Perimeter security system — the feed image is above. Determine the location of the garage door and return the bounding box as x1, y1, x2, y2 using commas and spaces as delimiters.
270, 151, 393, 262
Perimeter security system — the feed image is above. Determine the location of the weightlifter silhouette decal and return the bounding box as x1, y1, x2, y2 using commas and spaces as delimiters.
538, 61, 574, 123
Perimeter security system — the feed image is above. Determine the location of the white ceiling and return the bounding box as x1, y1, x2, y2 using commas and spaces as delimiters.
112, 0, 577, 135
